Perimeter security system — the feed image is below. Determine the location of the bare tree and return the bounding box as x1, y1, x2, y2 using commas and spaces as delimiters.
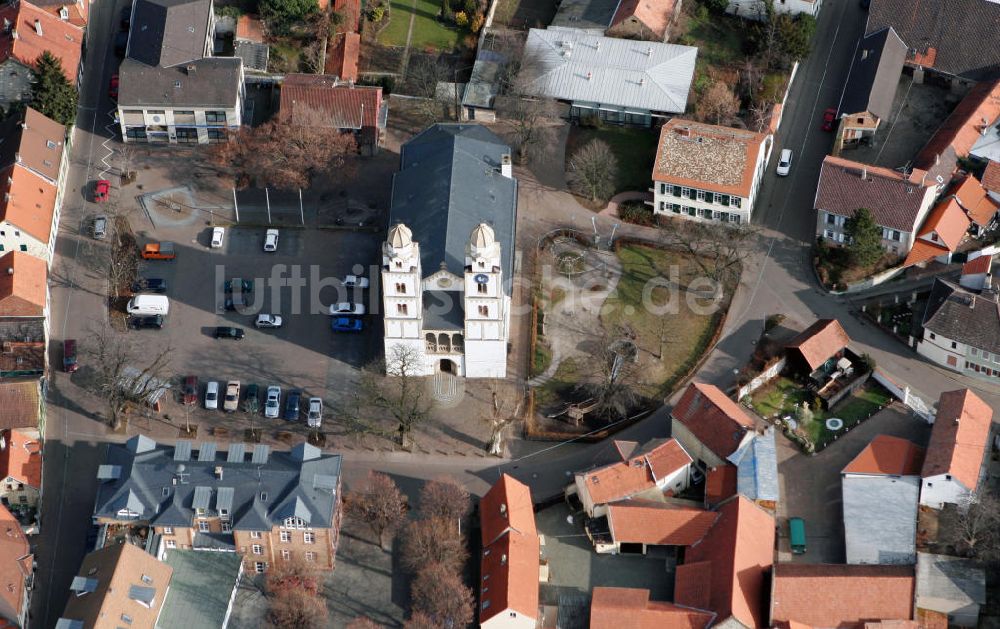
496, 94, 559, 164
946, 492, 1000, 563
406, 55, 448, 99
86, 325, 172, 431
696, 81, 740, 125
345, 471, 408, 549
119, 144, 138, 183
403, 612, 438, 629
579, 329, 642, 423
353, 345, 431, 448
567, 139, 618, 203
400, 518, 468, 574
266, 588, 328, 629
266, 556, 321, 595
346, 619, 382, 629
484, 380, 523, 456
410, 564, 474, 628
659, 220, 760, 285
419, 477, 471, 526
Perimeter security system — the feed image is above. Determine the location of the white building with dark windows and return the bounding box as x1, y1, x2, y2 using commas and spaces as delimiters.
381, 124, 517, 378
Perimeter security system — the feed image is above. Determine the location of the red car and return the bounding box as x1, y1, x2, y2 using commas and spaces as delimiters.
821, 108, 838, 132
109, 74, 119, 100
94, 179, 110, 202
182, 375, 198, 406
62, 339, 78, 373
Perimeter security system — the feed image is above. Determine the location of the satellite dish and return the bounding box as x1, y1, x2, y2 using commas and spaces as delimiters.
474, 273, 489, 284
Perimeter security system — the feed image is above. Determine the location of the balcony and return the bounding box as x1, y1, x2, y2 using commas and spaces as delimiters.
425, 333, 463, 354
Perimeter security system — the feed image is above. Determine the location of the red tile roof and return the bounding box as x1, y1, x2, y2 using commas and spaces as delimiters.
0, 252, 47, 317
481, 473, 535, 544
904, 197, 970, 266
983, 159, 1000, 193
325, 32, 359, 82
0, 163, 57, 244
30, 0, 89, 28
0, 428, 41, 489
608, 0, 676, 40
916, 80, 1000, 170
580, 438, 691, 505
590, 587, 714, 629
785, 319, 851, 372
0, 503, 30, 624
962, 254, 992, 275
771, 563, 915, 627
0, 381, 39, 431
0, 2, 83, 85
607, 500, 718, 546
235, 14, 265, 42
953, 175, 1000, 227
0, 342, 44, 376
842, 435, 925, 476
921, 389, 993, 490
280, 74, 382, 130
479, 475, 539, 625
674, 497, 775, 628
704, 464, 738, 506
815, 155, 936, 232
334, 0, 360, 33
672, 383, 757, 459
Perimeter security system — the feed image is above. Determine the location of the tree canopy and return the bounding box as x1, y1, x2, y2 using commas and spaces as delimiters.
260, 0, 318, 28
844, 207, 884, 268
31, 52, 77, 126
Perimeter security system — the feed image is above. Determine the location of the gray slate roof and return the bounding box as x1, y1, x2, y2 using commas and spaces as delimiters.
128, 0, 212, 68
922, 278, 1000, 354
815, 157, 934, 232
842, 473, 920, 565
390, 124, 517, 293
422, 290, 465, 331
118, 57, 243, 109
915, 552, 986, 614
839, 27, 907, 120
551, 0, 619, 32
94, 438, 341, 531
157, 550, 242, 629
520, 27, 696, 114
726, 426, 778, 502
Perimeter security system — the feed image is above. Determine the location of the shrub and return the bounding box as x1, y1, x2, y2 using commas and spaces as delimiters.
454, 10, 468, 26
618, 202, 655, 226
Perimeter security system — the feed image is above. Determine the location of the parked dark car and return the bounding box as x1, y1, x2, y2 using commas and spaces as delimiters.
132, 278, 167, 293
244, 383, 260, 414
214, 326, 245, 340
130, 315, 164, 329
182, 376, 198, 406
332, 317, 363, 333
62, 339, 78, 373
224, 294, 249, 311
283, 390, 301, 421
224, 279, 254, 294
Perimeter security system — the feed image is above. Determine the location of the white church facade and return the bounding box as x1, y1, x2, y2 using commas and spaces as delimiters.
381, 124, 518, 378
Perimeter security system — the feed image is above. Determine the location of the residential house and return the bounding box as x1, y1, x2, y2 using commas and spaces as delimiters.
570, 438, 693, 517
29, 0, 89, 28
835, 26, 907, 150
59, 542, 173, 629
915, 553, 986, 628
157, 550, 242, 629
479, 474, 540, 629
902, 196, 971, 267
725, 0, 821, 20
603, 500, 718, 554
982, 159, 1000, 203
0, 1, 83, 109
959, 253, 992, 291
866, 0, 1000, 84
606, 0, 681, 42
651, 119, 772, 225
117, 0, 244, 144
461, 51, 505, 123
919, 388, 993, 509
0, 108, 69, 265
673, 496, 775, 628
915, 80, 1000, 177
814, 155, 940, 255
770, 564, 915, 627
918, 278, 1000, 377
952, 175, 1000, 236
233, 14, 268, 72
519, 28, 697, 126
590, 587, 714, 628
705, 425, 779, 511
0, 381, 41, 434
92, 437, 344, 575
841, 435, 925, 565
670, 382, 758, 470
0, 253, 48, 351
784, 318, 851, 378
278, 74, 387, 154
0, 503, 32, 628
382, 125, 516, 378
0, 427, 42, 512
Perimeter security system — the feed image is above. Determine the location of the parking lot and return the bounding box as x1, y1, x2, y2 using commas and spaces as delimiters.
127, 218, 383, 435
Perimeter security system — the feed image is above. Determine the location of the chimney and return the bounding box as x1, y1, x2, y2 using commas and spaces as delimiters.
186, 64, 196, 74
501, 554, 508, 565
500, 153, 512, 179
214, 466, 223, 480
586, 72, 592, 80
33, 20, 41, 36
499, 503, 508, 517
861, 167, 867, 180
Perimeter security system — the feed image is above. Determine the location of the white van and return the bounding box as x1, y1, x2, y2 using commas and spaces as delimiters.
126, 294, 170, 316
776, 149, 793, 176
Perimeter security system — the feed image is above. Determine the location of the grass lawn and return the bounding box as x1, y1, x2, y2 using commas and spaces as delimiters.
680, 10, 748, 69
534, 357, 580, 409
601, 244, 729, 396
377, 0, 463, 50
566, 126, 659, 196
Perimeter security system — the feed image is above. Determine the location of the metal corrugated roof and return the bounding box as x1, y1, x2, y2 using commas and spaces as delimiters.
521, 27, 697, 114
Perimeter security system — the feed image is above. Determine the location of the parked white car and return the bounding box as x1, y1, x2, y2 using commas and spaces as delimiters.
330, 302, 366, 316
776, 149, 793, 176
211, 227, 225, 248
263, 229, 279, 252
204, 381, 219, 410
307, 397, 323, 428
224, 380, 240, 412
265, 386, 281, 419
343, 275, 369, 289
255, 314, 283, 328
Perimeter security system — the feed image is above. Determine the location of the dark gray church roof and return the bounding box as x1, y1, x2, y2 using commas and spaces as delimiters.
389, 124, 517, 294
93, 438, 341, 531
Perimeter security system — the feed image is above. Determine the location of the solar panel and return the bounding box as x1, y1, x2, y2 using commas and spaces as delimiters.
97, 465, 121, 480
197, 442, 217, 462
313, 474, 339, 491
128, 585, 156, 606
56, 620, 85, 629
173, 440, 192, 462
227, 443, 245, 463
70, 577, 98, 593
192, 486, 212, 510
251, 444, 270, 464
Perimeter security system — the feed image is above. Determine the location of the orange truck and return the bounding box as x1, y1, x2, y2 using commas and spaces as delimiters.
141, 242, 176, 260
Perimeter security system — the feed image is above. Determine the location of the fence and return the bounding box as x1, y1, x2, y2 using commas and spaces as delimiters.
872, 369, 935, 423
736, 356, 786, 400
768, 61, 799, 133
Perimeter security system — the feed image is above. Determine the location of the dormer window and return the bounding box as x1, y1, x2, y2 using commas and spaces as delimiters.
58, 7, 68, 19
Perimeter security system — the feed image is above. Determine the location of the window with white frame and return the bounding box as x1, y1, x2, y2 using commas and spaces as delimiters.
255, 562, 265, 574
280, 531, 291, 543
165, 540, 176, 549
250, 531, 261, 539
222, 522, 232, 532
281, 550, 291, 561
252, 544, 263, 555
164, 527, 174, 535
283, 517, 308, 529
304, 532, 316, 544
305, 551, 316, 562
198, 521, 210, 532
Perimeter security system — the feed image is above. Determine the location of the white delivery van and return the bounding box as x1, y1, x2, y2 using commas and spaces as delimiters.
127, 294, 170, 316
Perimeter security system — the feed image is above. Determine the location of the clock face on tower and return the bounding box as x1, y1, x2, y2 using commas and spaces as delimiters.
474, 274, 489, 284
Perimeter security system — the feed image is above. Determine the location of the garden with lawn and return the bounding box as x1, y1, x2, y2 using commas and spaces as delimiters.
565, 125, 660, 198
377, 0, 464, 49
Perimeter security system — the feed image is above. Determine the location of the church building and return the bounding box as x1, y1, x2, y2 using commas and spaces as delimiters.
381, 124, 517, 378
